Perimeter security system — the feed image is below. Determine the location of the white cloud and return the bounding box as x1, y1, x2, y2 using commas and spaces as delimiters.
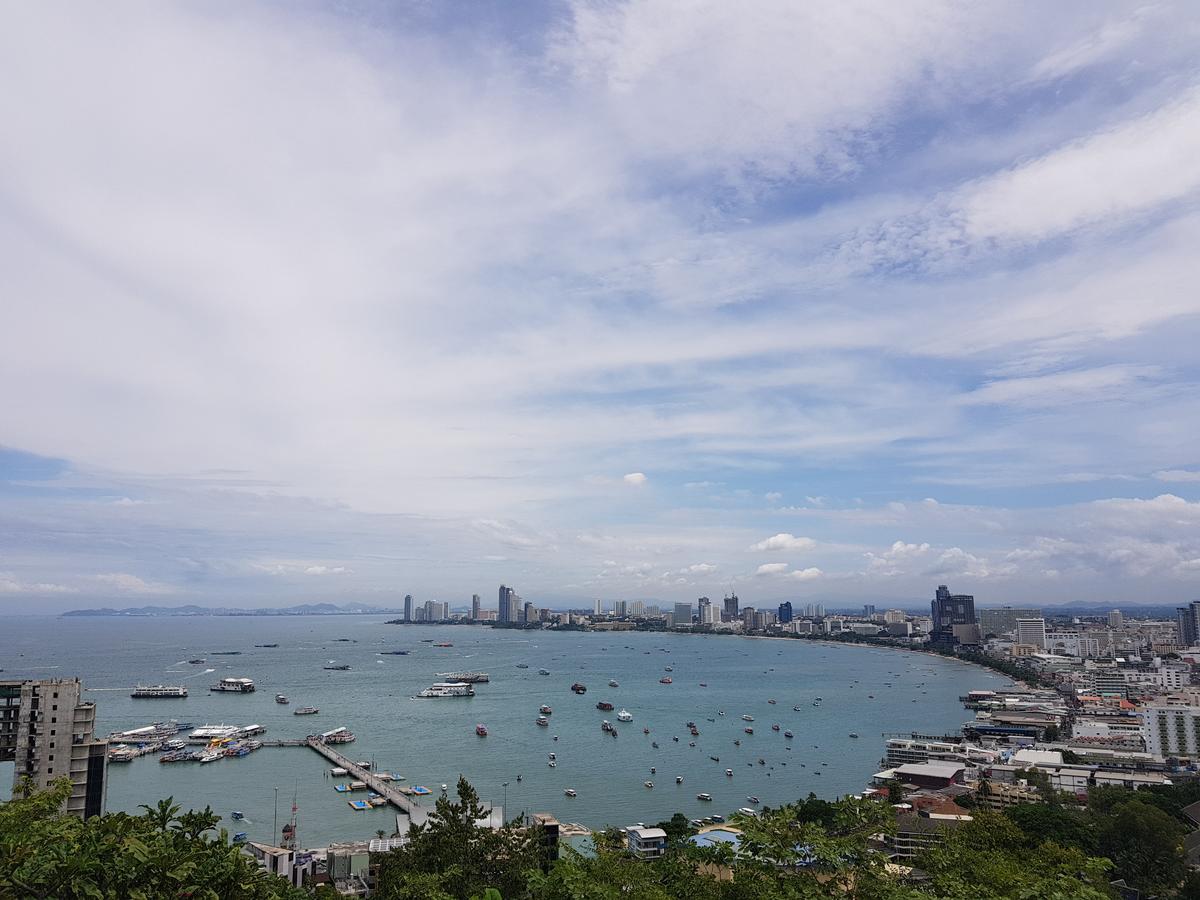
623, 472, 648, 486
94, 572, 173, 594
785, 567, 823, 582
764, 491, 782, 503
755, 561, 822, 581
754, 562, 791, 576
749, 533, 817, 552
680, 562, 717, 575
303, 565, 349, 576
1154, 469, 1200, 483
0, 574, 77, 595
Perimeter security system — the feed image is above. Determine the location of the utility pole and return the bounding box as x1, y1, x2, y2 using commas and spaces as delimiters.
273, 786, 278, 843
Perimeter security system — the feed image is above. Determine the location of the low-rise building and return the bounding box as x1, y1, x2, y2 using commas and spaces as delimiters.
626, 826, 668, 860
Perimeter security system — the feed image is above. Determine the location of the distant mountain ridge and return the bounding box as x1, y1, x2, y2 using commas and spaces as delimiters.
61, 602, 402, 617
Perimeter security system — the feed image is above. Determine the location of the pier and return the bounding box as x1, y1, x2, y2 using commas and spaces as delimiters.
305, 736, 435, 827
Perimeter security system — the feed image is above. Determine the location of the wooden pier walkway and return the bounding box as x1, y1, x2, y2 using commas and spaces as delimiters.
305, 737, 433, 827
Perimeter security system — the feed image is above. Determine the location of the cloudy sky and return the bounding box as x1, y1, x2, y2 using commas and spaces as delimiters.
2, 1, 1200, 613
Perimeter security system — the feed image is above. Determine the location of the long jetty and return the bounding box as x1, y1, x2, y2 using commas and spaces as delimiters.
305, 737, 433, 827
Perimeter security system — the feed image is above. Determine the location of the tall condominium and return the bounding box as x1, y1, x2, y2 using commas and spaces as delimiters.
614, 599, 628, 617
1015, 618, 1047, 649
777, 601, 793, 623
722, 593, 739, 622
403, 594, 413, 622
863, 604, 876, 619
696, 597, 711, 624
1177, 601, 1200, 647
931, 584, 976, 643
471, 594, 481, 621
977, 606, 1042, 637
1107, 609, 1123, 629
673, 602, 693, 627
522, 601, 535, 623
593, 598, 604, 616
498, 585, 516, 624
629, 600, 646, 617
1, 678, 107, 818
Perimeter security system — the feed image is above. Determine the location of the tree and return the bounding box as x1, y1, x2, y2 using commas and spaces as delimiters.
886, 780, 903, 805
1095, 799, 1186, 895
1003, 803, 1096, 854
0, 779, 305, 899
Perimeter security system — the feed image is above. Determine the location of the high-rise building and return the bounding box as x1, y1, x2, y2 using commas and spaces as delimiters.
803, 602, 826, 618
593, 598, 604, 616
1, 678, 107, 818
1107, 609, 1123, 629
884, 609, 906, 625
931, 585, 976, 643
741, 607, 756, 628
614, 599, 628, 618
1015, 618, 1046, 649
498, 585, 516, 624
403, 594, 413, 622
700, 601, 719, 625
523, 601, 535, 623
863, 604, 876, 620
471, 594, 481, 621
722, 593, 739, 622
977, 607, 1042, 637
697, 597, 711, 624
1177, 602, 1200, 647
673, 602, 693, 627
629, 600, 645, 617
777, 601, 793, 623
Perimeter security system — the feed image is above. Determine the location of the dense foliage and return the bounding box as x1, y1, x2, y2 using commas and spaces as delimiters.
9, 774, 1200, 898
0, 778, 304, 899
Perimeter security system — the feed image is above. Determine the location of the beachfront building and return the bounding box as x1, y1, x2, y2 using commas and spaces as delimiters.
1, 678, 107, 818
626, 826, 668, 860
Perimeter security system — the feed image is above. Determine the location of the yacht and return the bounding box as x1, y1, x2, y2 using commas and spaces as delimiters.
415, 682, 475, 698
475, 724, 488, 737
741, 714, 754, 721
436, 672, 489, 683
616, 709, 633, 722
564, 788, 576, 797
210, 678, 255, 693
294, 706, 319, 715
131, 684, 188, 699
609, 680, 619, 687
696, 793, 713, 802
539, 705, 553, 714
536, 716, 549, 726
275, 694, 289, 704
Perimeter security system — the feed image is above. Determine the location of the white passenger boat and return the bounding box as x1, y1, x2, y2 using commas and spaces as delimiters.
414, 682, 475, 698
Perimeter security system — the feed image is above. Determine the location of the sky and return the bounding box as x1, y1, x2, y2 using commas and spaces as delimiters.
2, 1, 1200, 613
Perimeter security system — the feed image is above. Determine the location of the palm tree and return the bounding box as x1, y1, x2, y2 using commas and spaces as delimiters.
376, 829, 387, 840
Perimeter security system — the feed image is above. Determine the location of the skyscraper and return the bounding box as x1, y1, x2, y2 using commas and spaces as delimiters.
722, 593, 739, 622
593, 598, 604, 616
1, 678, 107, 818
863, 604, 876, 619
777, 601, 793, 623
697, 597, 711, 625
931, 584, 976, 643
523, 601, 535, 623
498, 585, 515, 624
673, 602, 693, 627
471, 594, 481, 621
614, 599, 628, 617
1177, 602, 1200, 647
403, 594, 413, 622
629, 600, 645, 617
1107, 609, 1123, 629
1015, 618, 1046, 649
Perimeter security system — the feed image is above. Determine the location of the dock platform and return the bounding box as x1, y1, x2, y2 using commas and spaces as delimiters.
305, 736, 436, 827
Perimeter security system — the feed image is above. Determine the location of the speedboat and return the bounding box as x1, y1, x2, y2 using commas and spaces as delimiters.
725, 768, 733, 776
516, 664, 529, 669
548, 753, 556, 760
644, 781, 653, 789
475, 724, 488, 737
697, 793, 712, 801
540, 705, 552, 714
643, 727, 649, 734
849, 732, 859, 738
784, 730, 793, 738
771, 724, 780, 731
539, 669, 550, 675
548, 760, 557, 768
741, 714, 754, 722
564, 788, 576, 797
793, 706, 802, 711
768, 699, 776, 705
230, 811, 244, 820
609, 680, 619, 687
747, 796, 759, 804
676, 775, 683, 784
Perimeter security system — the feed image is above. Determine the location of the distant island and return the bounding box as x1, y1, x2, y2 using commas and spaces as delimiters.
61, 602, 403, 617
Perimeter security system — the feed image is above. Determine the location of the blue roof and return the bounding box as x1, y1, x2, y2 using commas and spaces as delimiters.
690, 828, 742, 849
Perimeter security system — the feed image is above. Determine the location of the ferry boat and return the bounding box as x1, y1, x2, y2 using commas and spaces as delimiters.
475, 724, 488, 737
436, 672, 489, 683
596, 700, 614, 711
294, 706, 319, 715
564, 789, 576, 797
696, 793, 712, 802
210, 678, 255, 693
617, 709, 633, 722
659, 676, 672, 684
570, 682, 587, 694
131, 684, 188, 699
275, 694, 289, 704
161, 739, 187, 751
415, 682, 475, 698
321, 727, 356, 744
536, 716, 549, 726
539, 705, 552, 714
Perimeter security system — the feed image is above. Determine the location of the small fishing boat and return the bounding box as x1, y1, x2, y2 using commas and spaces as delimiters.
697, 793, 712, 802
539, 669, 550, 675
659, 676, 673, 684
540, 705, 553, 714
644, 781, 654, 789
848, 732, 859, 739
475, 724, 488, 737
725, 768, 733, 776
571, 683, 587, 694
564, 789, 576, 797
596, 700, 614, 711
709, 755, 719, 762
548, 752, 556, 760
231, 811, 244, 820
699, 682, 707, 687
768, 699, 776, 705
323, 664, 350, 671
516, 663, 529, 669
609, 680, 619, 687
675, 775, 683, 784
643, 727, 650, 734
793, 706, 802, 711
275, 694, 289, 704
548, 760, 557, 768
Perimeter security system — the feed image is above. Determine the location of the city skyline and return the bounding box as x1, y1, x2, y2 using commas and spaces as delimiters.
3, 3, 1200, 612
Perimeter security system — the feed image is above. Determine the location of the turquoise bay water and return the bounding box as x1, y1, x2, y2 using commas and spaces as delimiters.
0, 616, 1007, 846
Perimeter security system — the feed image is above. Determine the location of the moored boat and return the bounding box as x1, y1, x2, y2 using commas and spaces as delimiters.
596, 700, 614, 711
617, 709, 633, 722
536, 716, 549, 726
697, 793, 712, 801
275, 694, 289, 704
571, 682, 587, 694
415, 682, 475, 698
564, 788, 576, 797
539, 705, 552, 714
659, 676, 672, 684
